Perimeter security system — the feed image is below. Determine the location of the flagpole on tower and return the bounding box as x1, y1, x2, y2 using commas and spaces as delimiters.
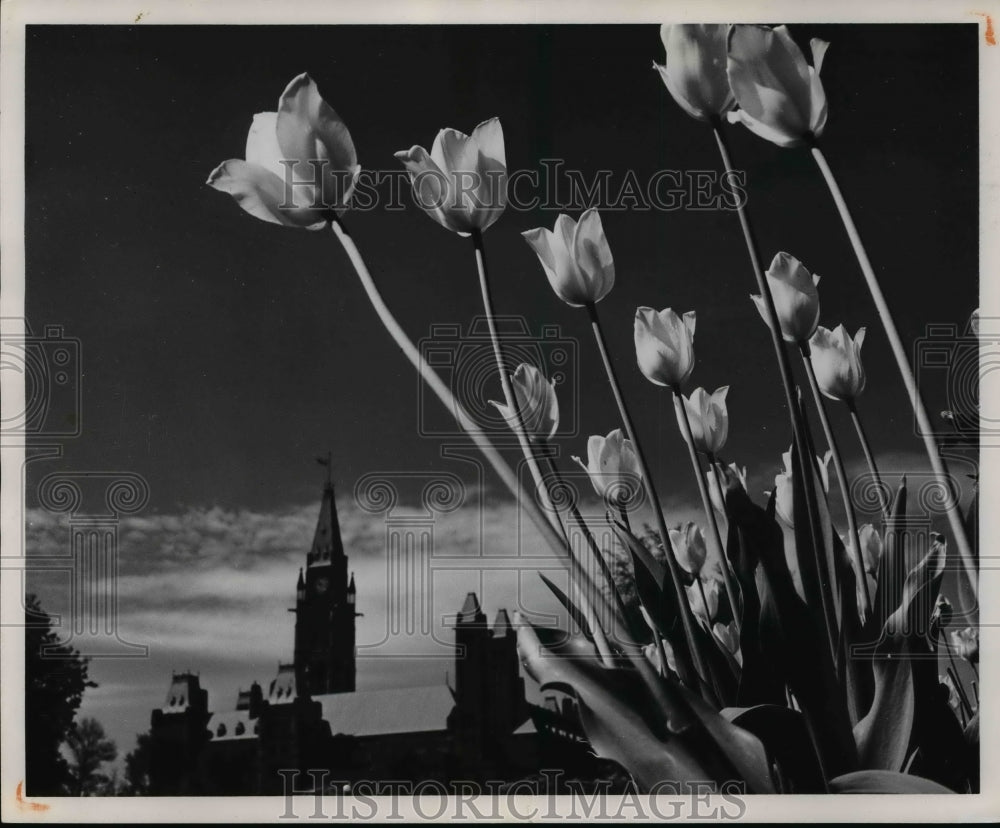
316, 451, 332, 490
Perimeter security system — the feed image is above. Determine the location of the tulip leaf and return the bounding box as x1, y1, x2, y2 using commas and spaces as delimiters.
721, 705, 827, 793
725, 481, 858, 778
827, 769, 954, 794
870, 479, 908, 635
852, 647, 915, 772
538, 572, 592, 639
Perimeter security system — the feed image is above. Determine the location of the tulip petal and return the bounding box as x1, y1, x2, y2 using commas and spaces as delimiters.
729, 107, 804, 149
245, 112, 286, 181
395, 146, 460, 234
206, 159, 325, 229
810, 38, 830, 76
572, 209, 615, 304
471, 117, 506, 168
276, 73, 359, 211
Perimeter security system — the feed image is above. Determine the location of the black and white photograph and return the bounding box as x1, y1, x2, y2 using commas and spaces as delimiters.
1, 0, 996, 821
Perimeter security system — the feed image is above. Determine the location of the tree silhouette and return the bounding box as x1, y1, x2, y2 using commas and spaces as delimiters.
123, 732, 153, 795
65, 717, 118, 796
24, 593, 95, 795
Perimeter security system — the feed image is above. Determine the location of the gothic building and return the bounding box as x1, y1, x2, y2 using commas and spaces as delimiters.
147, 468, 585, 794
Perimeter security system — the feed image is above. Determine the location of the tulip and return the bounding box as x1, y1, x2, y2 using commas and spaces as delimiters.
394, 119, 506, 236
970, 308, 980, 338
726, 24, 829, 148
573, 429, 642, 507
634, 307, 696, 388
668, 522, 708, 576
809, 325, 867, 402
708, 461, 747, 515
686, 576, 720, 628
682, 386, 730, 455
522, 210, 615, 307
713, 621, 743, 665
653, 24, 736, 122
774, 446, 831, 528
751, 252, 821, 344
489, 363, 559, 442
642, 634, 678, 675
951, 627, 979, 665
208, 74, 361, 229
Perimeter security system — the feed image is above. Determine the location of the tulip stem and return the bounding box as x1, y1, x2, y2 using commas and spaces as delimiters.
671, 388, 741, 635
469, 229, 565, 541
541, 447, 630, 639
846, 399, 891, 523
584, 301, 711, 686
810, 143, 977, 600
800, 344, 872, 620
711, 120, 838, 663
328, 219, 600, 603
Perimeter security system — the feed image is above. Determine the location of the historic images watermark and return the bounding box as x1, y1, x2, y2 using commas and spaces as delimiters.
277, 770, 748, 821
276, 161, 748, 215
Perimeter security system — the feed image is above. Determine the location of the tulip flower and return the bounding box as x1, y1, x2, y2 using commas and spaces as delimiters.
708, 461, 747, 515
751, 252, 821, 344
726, 24, 829, 148
686, 576, 720, 627
951, 627, 979, 665
681, 386, 730, 455
809, 325, 867, 402
634, 307, 696, 388
713, 621, 743, 665
522, 210, 615, 307
774, 446, 831, 528
489, 363, 559, 442
653, 24, 736, 122
858, 523, 882, 578
668, 522, 708, 576
642, 634, 677, 675
208, 74, 361, 229
573, 429, 642, 507
394, 119, 506, 236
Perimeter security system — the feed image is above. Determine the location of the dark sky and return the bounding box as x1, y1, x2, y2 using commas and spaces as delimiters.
25, 22, 977, 511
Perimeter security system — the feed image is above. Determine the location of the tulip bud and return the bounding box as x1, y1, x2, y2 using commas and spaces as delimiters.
522, 210, 615, 307
774, 446, 831, 528
642, 633, 678, 675
489, 363, 559, 442
686, 577, 720, 628
858, 523, 882, 577
634, 307, 696, 388
708, 461, 747, 515
668, 522, 708, 576
809, 324, 867, 402
682, 386, 730, 455
573, 429, 642, 507
208, 74, 361, 228
951, 626, 979, 665
751, 252, 821, 343
653, 25, 736, 122
395, 118, 506, 236
726, 24, 829, 148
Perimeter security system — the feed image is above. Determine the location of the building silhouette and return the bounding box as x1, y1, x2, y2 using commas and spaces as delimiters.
146, 468, 600, 794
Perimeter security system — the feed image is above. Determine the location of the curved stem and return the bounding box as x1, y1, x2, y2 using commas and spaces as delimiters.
585, 302, 710, 685
671, 388, 741, 634
810, 143, 977, 599
329, 219, 598, 600
712, 120, 838, 662
470, 230, 562, 538
800, 343, 871, 620
847, 400, 891, 523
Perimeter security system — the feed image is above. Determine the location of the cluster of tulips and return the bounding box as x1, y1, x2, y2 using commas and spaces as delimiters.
208, 24, 979, 794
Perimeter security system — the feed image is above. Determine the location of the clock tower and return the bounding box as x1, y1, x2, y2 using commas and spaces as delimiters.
292, 456, 357, 696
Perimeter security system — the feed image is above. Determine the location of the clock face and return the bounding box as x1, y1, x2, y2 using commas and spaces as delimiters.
315, 577, 329, 594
